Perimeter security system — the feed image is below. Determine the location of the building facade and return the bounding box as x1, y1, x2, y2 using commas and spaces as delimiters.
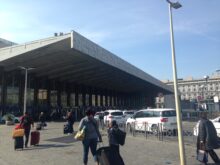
163, 75, 220, 111
0, 31, 173, 119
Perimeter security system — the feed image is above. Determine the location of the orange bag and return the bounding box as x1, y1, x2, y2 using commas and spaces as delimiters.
12, 129, 24, 138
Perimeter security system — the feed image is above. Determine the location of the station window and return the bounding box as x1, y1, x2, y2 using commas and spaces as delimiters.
6, 72, 19, 105
38, 89, 47, 104
70, 93, 75, 107
61, 92, 67, 107
103, 96, 106, 106
78, 94, 83, 106
97, 95, 101, 106
92, 94, 96, 106
51, 90, 58, 107
85, 94, 89, 106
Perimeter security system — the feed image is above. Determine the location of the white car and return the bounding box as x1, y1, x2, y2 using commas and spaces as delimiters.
193, 116, 220, 137
123, 110, 135, 121
94, 112, 104, 121
104, 110, 125, 127
126, 108, 177, 133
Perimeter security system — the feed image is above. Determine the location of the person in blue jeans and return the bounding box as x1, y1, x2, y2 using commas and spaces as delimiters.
78, 108, 102, 165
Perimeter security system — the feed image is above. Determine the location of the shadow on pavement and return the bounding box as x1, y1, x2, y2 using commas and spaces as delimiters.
23, 144, 72, 151
45, 135, 78, 144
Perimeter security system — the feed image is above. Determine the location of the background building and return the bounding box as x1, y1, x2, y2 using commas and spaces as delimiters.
163, 74, 220, 111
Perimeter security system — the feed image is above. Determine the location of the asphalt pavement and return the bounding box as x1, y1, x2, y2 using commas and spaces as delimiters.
0, 121, 219, 165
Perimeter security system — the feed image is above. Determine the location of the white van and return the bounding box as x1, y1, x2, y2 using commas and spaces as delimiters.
126, 108, 177, 133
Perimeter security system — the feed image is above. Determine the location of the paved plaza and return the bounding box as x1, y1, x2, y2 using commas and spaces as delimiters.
0, 122, 219, 165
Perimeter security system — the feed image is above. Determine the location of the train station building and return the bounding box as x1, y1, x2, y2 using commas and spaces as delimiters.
0, 31, 173, 119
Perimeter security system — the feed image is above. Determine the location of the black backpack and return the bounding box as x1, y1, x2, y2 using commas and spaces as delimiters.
114, 129, 126, 146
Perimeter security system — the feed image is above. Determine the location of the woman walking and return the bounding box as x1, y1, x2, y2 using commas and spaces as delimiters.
78, 108, 102, 165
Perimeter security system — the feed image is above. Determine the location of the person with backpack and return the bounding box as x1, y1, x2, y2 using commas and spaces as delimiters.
107, 120, 125, 165
20, 111, 34, 148
108, 120, 120, 153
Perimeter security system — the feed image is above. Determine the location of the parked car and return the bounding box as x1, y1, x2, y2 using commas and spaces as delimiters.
104, 110, 125, 127
94, 112, 104, 121
123, 110, 135, 121
193, 116, 220, 137
126, 108, 177, 134
0, 113, 20, 124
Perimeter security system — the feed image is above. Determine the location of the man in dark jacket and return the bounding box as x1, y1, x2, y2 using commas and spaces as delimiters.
197, 112, 220, 164
20, 111, 34, 148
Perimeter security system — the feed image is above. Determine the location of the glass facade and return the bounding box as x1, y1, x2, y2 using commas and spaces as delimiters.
61, 92, 67, 107
78, 94, 83, 106
38, 89, 47, 104
70, 93, 75, 107
0, 71, 140, 116
92, 94, 95, 106
51, 90, 58, 107
85, 94, 89, 106
97, 95, 100, 106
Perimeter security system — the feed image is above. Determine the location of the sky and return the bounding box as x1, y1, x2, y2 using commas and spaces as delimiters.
0, 0, 220, 81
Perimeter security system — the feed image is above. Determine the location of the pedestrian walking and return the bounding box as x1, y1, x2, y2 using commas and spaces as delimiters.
20, 111, 34, 148
197, 111, 220, 164
39, 112, 46, 128
66, 111, 75, 134
78, 108, 102, 165
106, 120, 125, 165
108, 120, 120, 153
98, 112, 104, 130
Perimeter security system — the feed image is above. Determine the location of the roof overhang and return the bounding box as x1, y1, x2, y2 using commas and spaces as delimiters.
0, 31, 173, 94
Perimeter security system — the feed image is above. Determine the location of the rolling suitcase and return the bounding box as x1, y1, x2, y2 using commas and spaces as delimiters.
30, 131, 40, 146
97, 146, 124, 165
14, 136, 24, 150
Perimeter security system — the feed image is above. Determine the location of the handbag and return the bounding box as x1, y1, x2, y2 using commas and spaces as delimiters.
12, 129, 25, 138
74, 126, 85, 141
197, 150, 208, 163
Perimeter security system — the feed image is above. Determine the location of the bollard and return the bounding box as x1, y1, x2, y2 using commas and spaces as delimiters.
144, 122, 147, 139
132, 122, 135, 137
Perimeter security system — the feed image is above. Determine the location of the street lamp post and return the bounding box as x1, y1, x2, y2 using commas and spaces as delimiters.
166, 1, 186, 165
19, 66, 35, 115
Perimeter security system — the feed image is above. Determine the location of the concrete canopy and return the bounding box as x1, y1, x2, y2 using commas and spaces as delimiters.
0, 31, 173, 94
